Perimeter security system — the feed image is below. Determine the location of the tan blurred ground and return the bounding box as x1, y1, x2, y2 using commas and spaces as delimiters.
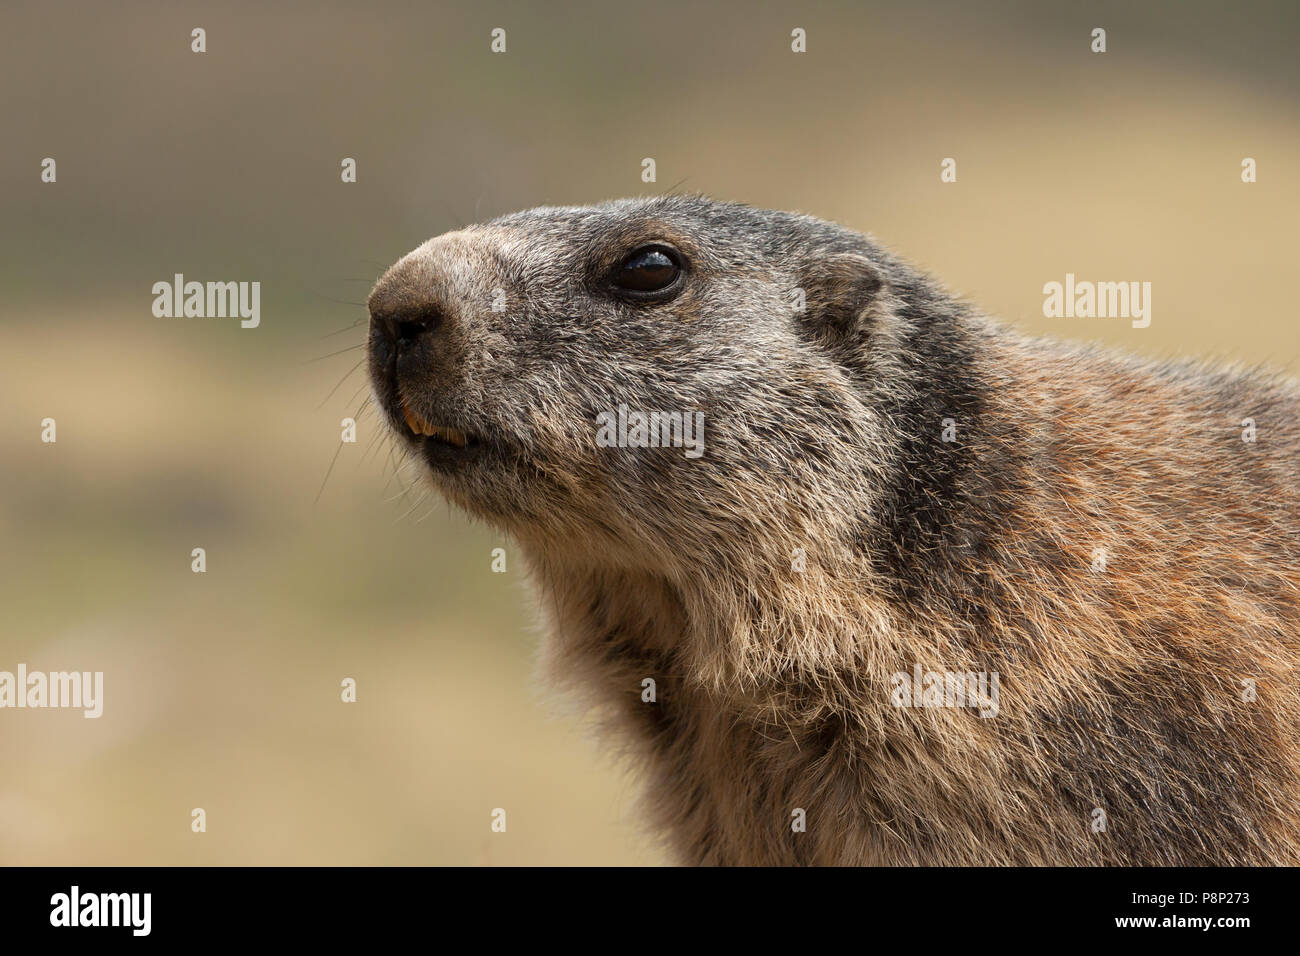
1, 0, 1297, 864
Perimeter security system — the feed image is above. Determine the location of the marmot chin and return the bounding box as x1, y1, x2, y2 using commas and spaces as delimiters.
366, 196, 1300, 866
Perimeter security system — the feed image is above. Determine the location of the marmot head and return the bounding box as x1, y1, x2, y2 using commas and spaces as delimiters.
367, 196, 944, 572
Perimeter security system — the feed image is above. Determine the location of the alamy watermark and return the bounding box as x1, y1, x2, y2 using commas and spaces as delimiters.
0, 664, 103, 718
890, 664, 1000, 718
50, 886, 150, 936
1042, 273, 1151, 329
595, 404, 704, 459
152, 273, 260, 328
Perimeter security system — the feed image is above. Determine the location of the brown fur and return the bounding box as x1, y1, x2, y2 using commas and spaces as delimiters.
367, 197, 1300, 865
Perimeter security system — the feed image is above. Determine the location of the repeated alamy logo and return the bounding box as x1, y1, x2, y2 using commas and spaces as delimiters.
891, 664, 1000, 718
0, 664, 103, 718
595, 404, 704, 459
1042, 273, 1151, 329
152, 273, 260, 328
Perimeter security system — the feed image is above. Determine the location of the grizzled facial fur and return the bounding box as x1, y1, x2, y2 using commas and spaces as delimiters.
367, 196, 933, 569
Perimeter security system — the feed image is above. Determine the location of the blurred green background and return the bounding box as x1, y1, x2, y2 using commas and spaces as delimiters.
1, 0, 1297, 864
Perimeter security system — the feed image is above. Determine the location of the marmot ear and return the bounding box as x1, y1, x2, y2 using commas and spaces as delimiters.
794, 253, 886, 340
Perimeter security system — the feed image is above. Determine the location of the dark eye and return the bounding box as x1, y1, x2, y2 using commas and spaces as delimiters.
613, 245, 683, 295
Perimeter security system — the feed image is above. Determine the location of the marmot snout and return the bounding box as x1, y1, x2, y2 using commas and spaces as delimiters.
367, 195, 1300, 866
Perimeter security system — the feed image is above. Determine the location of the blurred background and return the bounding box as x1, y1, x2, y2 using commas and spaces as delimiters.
1, 0, 1297, 865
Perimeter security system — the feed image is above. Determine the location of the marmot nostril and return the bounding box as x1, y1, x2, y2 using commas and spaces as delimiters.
396, 318, 426, 343
393, 308, 443, 344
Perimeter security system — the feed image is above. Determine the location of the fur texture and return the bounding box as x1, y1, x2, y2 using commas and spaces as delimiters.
367, 196, 1300, 865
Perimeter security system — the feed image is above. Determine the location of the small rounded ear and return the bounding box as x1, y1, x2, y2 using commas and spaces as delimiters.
793, 253, 886, 339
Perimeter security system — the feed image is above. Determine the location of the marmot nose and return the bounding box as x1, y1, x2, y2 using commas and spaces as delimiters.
372, 305, 444, 345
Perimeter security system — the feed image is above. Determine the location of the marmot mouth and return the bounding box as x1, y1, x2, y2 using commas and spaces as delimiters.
399, 397, 479, 450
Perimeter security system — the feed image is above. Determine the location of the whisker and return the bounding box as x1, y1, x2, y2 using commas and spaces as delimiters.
395, 485, 430, 523
311, 294, 369, 308
300, 343, 366, 366
321, 319, 367, 340
383, 444, 413, 501
342, 379, 371, 411
315, 395, 371, 505
360, 417, 387, 466
317, 356, 367, 409
314, 441, 346, 506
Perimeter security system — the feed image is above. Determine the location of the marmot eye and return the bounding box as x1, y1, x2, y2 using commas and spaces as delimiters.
614, 246, 682, 294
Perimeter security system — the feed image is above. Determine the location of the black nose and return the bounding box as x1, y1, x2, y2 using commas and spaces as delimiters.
372, 305, 443, 344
